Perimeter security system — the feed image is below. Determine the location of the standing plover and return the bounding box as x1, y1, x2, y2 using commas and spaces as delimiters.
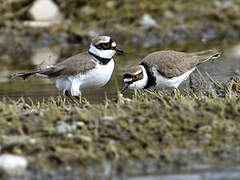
122, 49, 220, 92
15, 36, 123, 103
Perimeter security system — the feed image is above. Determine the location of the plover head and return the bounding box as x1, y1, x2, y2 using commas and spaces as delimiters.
122, 65, 148, 92
89, 36, 123, 60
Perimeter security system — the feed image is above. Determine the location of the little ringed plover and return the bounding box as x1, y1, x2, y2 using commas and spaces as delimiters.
122, 49, 220, 92
15, 36, 123, 103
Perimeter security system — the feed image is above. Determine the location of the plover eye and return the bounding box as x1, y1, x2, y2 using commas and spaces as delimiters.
103, 43, 110, 49
132, 74, 139, 81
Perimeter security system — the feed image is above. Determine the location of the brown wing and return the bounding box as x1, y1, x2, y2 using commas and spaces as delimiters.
140, 50, 219, 78
44, 52, 97, 78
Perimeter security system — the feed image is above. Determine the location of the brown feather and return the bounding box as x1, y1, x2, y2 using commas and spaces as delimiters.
14, 52, 98, 79
44, 52, 97, 78
140, 49, 220, 78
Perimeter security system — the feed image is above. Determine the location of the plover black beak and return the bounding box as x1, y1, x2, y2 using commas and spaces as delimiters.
121, 83, 130, 93
116, 47, 124, 55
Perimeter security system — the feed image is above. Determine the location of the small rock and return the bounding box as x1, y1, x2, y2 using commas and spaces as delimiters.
76, 121, 85, 128
65, 165, 72, 171
23, 21, 59, 27
106, 1, 116, 8
0, 154, 28, 177
213, 0, 233, 10
26, 0, 62, 27
102, 116, 114, 121
163, 10, 174, 19
80, 5, 95, 16
139, 14, 157, 27
55, 122, 77, 134
78, 135, 92, 142
29, 138, 37, 145
29, 0, 61, 22
67, 133, 74, 138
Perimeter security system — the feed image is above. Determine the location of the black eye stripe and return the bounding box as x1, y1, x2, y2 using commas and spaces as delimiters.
123, 74, 132, 79
100, 42, 111, 46
95, 42, 115, 50
124, 72, 143, 79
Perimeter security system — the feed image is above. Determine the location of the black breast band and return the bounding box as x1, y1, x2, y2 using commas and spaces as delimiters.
88, 51, 112, 65
139, 62, 156, 89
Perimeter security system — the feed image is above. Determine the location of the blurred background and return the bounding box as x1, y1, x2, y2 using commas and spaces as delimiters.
1, 0, 240, 102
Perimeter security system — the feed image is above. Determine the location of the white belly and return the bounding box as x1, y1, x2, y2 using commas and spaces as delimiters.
77, 59, 115, 88
56, 59, 114, 96
152, 67, 196, 89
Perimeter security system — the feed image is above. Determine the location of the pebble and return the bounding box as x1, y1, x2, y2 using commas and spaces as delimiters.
80, 5, 95, 16
76, 121, 85, 128
29, 138, 37, 145
67, 133, 74, 138
0, 154, 28, 177
29, 0, 61, 21
213, 0, 233, 10
55, 122, 77, 134
102, 116, 114, 121
26, 0, 62, 27
139, 14, 157, 27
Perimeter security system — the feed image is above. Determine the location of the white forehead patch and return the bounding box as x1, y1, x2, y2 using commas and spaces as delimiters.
111, 42, 116, 47
97, 36, 111, 44
133, 70, 142, 75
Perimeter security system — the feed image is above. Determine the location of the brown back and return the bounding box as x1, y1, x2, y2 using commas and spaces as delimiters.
140, 49, 219, 78
43, 52, 97, 78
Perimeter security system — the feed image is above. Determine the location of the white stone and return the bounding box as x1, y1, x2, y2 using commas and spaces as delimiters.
55, 122, 77, 133
29, 0, 61, 22
213, 1, 233, 10
76, 121, 85, 127
102, 116, 114, 121
23, 21, 58, 27
67, 133, 74, 138
29, 138, 37, 144
139, 14, 157, 27
0, 154, 28, 177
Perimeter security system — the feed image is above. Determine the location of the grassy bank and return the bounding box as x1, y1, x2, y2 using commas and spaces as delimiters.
1, 76, 240, 172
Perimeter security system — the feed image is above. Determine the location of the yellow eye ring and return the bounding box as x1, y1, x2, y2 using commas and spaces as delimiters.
103, 43, 110, 48
133, 74, 139, 81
